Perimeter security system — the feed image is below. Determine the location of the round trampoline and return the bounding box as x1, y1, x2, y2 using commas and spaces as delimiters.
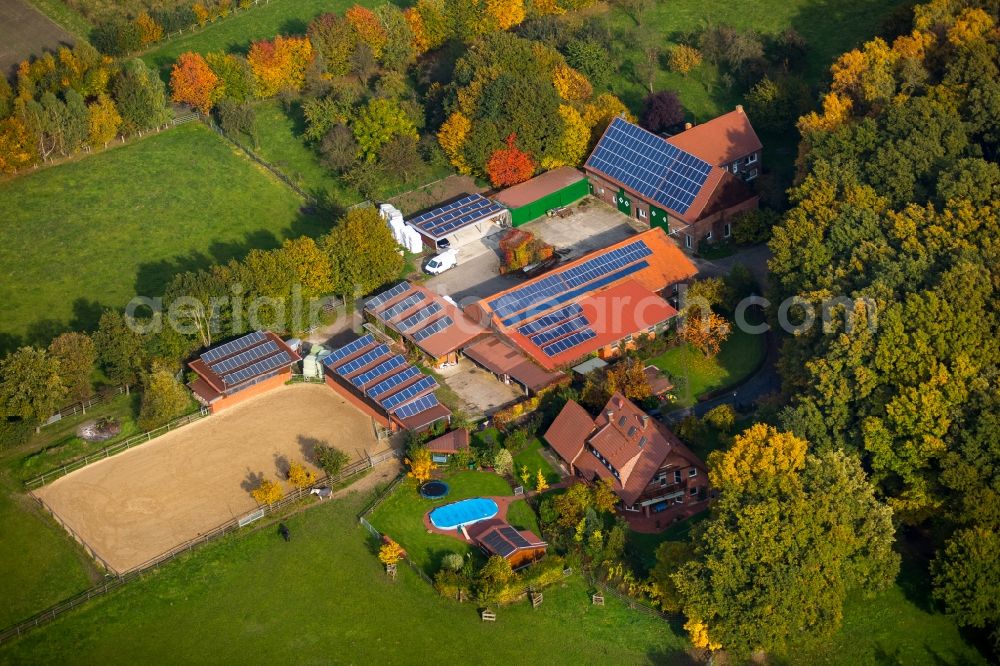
419, 480, 450, 499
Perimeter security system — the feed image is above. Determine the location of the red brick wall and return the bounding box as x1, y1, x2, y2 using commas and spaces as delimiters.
209, 371, 290, 414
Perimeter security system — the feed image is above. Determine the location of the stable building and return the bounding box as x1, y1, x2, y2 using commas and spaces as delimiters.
187, 331, 301, 413
491, 167, 590, 226
468, 227, 697, 370
461, 335, 565, 395
322, 334, 451, 432
406, 193, 509, 250
365, 281, 488, 367
544, 393, 709, 527
584, 116, 758, 253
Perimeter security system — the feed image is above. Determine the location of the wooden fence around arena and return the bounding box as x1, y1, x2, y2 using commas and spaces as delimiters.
24, 408, 212, 490
40, 384, 131, 428
2, 448, 401, 645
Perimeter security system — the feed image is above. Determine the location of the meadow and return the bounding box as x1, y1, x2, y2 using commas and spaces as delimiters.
0, 122, 320, 352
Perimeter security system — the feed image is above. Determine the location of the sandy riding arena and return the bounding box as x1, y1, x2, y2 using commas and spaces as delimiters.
35, 384, 381, 574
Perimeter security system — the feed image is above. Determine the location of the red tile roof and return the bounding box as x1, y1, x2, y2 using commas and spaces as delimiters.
492, 167, 586, 209
425, 429, 470, 454
543, 401, 595, 465
461, 335, 565, 392
665, 107, 763, 167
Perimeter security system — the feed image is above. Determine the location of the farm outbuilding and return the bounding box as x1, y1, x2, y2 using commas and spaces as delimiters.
492, 167, 590, 226
406, 193, 509, 250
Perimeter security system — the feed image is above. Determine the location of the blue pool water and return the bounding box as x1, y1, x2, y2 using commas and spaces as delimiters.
429, 498, 499, 530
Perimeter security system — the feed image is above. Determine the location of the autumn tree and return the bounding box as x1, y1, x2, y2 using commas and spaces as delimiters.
667, 45, 702, 75
0, 347, 67, 431
0, 117, 37, 173
86, 93, 121, 147
437, 111, 471, 173
248, 36, 313, 97
322, 206, 403, 299
48, 332, 96, 402
379, 538, 405, 566
170, 52, 220, 113
534, 469, 549, 492
252, 479, 284, 506
135, 12, 163, 46
541, 104, 589, 169
138, 364, 191, 429
641, 90, 684, 134
406, 445, 434, 483
352, 97, 418, 162
552, 64, 592, 101
492, 448, 513, 476
581, 357, 652, 409
345, 5, 388, 59
313, 444, 350, 477
287, 461, 317, 489
679, 312, 730, 357
675, 425, 899, 655
486, 133, 535, 187
281, 237, 335, 298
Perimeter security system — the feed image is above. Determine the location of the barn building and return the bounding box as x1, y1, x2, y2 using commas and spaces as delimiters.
406, 193, 509, 250
584, 116, 758, 253
468, 227, 697, 370
491, 167, 590, 226
466, 518, 547, 569
364, 281, 488, 367
187, 331, 301, 413
665, 106, 763, 182
544, 393, 710, 528
322, 334, 451, 432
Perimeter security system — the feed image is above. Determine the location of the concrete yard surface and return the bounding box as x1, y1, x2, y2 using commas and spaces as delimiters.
437, 358, 522, 418
34, 384, 381, 574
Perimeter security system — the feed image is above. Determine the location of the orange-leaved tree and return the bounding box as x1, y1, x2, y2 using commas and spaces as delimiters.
403, 8, 429, 54
0, 117, 38, 173
405, 445, 434, 483
679, 312, 731, 357
247, 35, 313, 97
378, 538, 405, 566
170, 52, 220, 114
486, 133, 535, 187
346, 5, 388, 58
135, 12, 163, 46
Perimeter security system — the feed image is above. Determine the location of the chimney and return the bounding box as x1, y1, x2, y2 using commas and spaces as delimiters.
736, 104, 744, 114
642, 415, 650, 429
606, 410, 614, 421
684, 122, 692, 130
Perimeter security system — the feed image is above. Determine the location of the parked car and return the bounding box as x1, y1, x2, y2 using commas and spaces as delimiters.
425, 249, 458, 275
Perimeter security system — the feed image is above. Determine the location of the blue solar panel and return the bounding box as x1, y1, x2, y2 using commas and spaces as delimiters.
222, 350, 292, 385
392, 393, 440, 418
517, 304, 584, 336
202, 331, 267, 363
541, 328, 598, 357
366, 366, 421, 399
398, 302, 442, 332
365, 282, 411, 310
351, 355, 406, 388
412, 316, 453, 342
529, 315, 588, 346
407, 195, 502, 239
381, 376, 437, 410
335, 344, 390, 376
407, 195, 478, 226
325, 335, 375, 365
585, 117, 712, 215
379, 292, 425, 321
209, 341, 279, 375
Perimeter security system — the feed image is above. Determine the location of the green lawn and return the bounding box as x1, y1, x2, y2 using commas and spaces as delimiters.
648, 329, 766, 407
506, 498, 541, 536
512, 439, 560, 486
141, 0, 379, 75
369, 471, 512, 574
0, 122, 322, 350
27, 0, 92, 38
0, 491, 694, 664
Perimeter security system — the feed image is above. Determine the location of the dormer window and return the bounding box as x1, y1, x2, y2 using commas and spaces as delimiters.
638, 436, 648, 449
627, 426, 637, 437
689, 468, 698, 478
617, 415, 626, 427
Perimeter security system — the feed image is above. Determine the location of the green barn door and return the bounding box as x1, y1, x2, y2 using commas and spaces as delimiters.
649, 205, 669, 232
615, 188, 633, 216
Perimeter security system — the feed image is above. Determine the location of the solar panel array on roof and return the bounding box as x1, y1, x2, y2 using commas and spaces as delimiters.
397, 302, 442, 332
482, 531, 516, 558
222, 351, 292, 386
366, 366, 421, 399
406, 194, 505, 240
499, 525, 533, 548
412, 316, 453, 342
379, 292, 425, 322
541, 329, 597, 357
208, 341, 279, 375
529, 315, 588, 346
517, 304, 583, 336
201, 331, 267, 363
335, 344, 390, 376
325, 335, 375, 365
365, 282, 411, 310
586, 117, 712, 215
488, 239, 652, 323
351, 355, 406, 388
381, 375, 437, 410
392, 393, 440, 418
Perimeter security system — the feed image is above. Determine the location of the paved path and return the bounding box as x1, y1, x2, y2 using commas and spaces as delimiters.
691, 243, 772, 289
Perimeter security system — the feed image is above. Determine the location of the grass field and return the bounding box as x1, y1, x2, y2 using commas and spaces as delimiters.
0, 122, 321, 352
512, 439, 560, 486
648, 329, 766, 407
369, 471, 512, 574
0, 490, 693, 664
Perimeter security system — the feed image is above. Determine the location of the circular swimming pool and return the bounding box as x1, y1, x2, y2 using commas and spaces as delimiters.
420, 480, 450, 499
428, 497, 499, 530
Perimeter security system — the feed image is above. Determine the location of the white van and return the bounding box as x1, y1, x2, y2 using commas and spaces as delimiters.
425, 249, 458, 275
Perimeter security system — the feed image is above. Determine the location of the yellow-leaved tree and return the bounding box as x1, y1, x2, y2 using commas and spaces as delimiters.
251, 479, 284, 506
684, 618, 722, 651
552, 64, 592, 101
287, 461, 316, 489
437, 111, 471, 174
405, 445, 435, 483
535, 469, 549, 492
707, 423, 807, 494
379, 538, 404, 566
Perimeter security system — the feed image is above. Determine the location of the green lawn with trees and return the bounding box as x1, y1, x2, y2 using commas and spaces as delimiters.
0, 121, 318, 350
647, 329, 766, 407
0, 491, 693, 664
511, 439, 560, 487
